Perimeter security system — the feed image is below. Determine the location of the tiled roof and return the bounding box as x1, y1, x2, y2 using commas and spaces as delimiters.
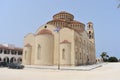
0, 44, 23, 51
47, 19, 66, 23
53, 11, 74, 17
70, 20, 85, 25
36, 29, 53, 35
60, 40, 71, 44
24, 43, 32, 47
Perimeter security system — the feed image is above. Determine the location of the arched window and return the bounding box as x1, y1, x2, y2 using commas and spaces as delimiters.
37, 44, 41, 60
3, 57, 9, 63
24, 50, 27, 60
89, 35, 92, 39
10, 57, 16, 63
4, 50, 7, 54
88, 24, 91, 29
18, 51, 22, 55
80, 53, 81, 59
62, 49, 65, 60
17, 58, 22, 63
89, 31, 91, 34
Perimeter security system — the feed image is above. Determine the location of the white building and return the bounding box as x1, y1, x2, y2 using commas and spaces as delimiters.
0, 44, 23, 63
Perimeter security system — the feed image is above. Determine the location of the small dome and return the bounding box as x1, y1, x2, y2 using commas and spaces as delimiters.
87, 22, 93, 24
54, 11, 73, 16
53, 11, 74, 21
36, 29, 52, 35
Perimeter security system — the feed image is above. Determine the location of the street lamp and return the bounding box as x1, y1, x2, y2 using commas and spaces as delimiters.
54, 27, 61, 70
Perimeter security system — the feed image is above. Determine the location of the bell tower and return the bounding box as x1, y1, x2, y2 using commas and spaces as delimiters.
87, 22, 95, 43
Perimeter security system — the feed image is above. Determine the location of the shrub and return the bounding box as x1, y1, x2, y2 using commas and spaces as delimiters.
108, 57, 118, 62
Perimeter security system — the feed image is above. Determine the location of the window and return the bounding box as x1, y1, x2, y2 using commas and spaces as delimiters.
4, 50, 7, 54
37, 45, 41, 60
24, 50, 27, 60
89, 31, 91, 34
88, 24, 91, 29
44, 26, 47, 28
80, 53, 81, 59
89, 35, 92, 39
62, 49, 65, 60
0, 49, 2, 53
11, 50, 15, 55
18, 51, 23, 55
7, 50, 10, 54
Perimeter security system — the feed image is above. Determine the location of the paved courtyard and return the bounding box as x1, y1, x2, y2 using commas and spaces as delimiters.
0, 63, 120, 80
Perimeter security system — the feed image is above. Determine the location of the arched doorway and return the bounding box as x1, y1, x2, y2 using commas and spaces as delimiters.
10, 57, 16, 63
3, 57, 9, 63
17, 58, 22, 63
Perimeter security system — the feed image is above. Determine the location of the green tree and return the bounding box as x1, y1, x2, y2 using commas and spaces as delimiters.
118, 0, 120, 8
100, 52, 109, 62
108, 56, 118, 62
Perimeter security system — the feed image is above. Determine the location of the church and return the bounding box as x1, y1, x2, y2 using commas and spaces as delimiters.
22, 11, 96, 66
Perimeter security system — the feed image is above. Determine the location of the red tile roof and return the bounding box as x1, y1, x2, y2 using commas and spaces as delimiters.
36, 29, 53, 35
60, 40, 71, 44
24, 43, 32, 47
0, 44, 23, 51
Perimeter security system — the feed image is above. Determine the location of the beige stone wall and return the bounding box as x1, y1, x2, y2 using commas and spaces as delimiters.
23, 47, 31, 65
22, 23, 96, 66
60, 28, 75, 66
23, 33, 35, 65
36, 24, 60, 65
60, 43, 71, 66
34, 34, 54, 65
74, 30, 96, 65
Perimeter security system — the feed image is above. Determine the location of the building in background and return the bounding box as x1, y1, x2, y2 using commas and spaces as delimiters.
0, 44, 23, 63
23, 11, 96, 66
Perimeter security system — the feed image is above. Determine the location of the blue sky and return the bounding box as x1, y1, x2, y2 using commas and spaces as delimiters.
0, 0, 120, 58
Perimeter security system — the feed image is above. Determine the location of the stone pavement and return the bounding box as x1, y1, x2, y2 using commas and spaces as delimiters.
25, 63, 105, 71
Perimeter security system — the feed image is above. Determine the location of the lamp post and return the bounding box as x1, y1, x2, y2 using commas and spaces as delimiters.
58, 30, 60, 70
54, 27, 61, 70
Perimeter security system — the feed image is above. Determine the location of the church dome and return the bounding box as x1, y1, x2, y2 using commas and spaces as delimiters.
36, 29, 52, 35
53, 11, 74, 22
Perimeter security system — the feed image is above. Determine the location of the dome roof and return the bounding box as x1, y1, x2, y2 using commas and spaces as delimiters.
36, 29, 52, 35
53, 11, 73, 16
47, 19, 66, 23
70, 20, 84, 24
87, 22, 93, 24
53, 11, 74, 21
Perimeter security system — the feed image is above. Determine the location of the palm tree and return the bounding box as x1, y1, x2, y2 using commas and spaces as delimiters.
100, 52, 109, 62
118, 0, 120, 8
